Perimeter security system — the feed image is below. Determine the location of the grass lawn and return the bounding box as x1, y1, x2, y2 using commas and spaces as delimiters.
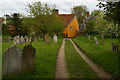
65, 40, 98, 78
73, 36, 120, 77
2, 37, 63, 78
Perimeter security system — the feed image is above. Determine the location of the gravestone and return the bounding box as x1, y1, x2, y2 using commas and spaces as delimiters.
88, 35, 91, 40
44, 34, 51, 44
16, 36, 20, 44
3, 46, 22, 76
111, 43, 119, 53
3, 45, 36, 76
20, 36, 25, 44
94, 37, 99, 45
53, 34, 58, 43
21, 45, 36, 73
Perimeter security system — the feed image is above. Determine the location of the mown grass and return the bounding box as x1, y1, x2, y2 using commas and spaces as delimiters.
65, 40, 98, 78
2, 37, 63, 78
73, 36, 119, 77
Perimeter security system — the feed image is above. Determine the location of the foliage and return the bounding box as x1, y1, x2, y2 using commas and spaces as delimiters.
94, 11, 119, 38
71, 5, 88, 25
85, 19, 95, 35
97, 1, 120, 25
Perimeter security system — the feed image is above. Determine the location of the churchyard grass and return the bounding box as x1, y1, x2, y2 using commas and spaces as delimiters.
65, 40, 98, 78
2, 37, 63, 78
73, 36, 120, 77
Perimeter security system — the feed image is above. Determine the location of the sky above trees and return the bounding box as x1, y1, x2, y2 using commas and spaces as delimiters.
0, 0, 100, 17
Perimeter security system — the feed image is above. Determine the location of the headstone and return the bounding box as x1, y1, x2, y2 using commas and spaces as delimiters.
88, 35, 90, 40
53, 34, 58, 43
44, 34, 50, 44
29, 37, 32, 42
14, 36, 17, 44
3, 46, 22, 76
111, 43, 119, 53
21, 45, 36, 73
16, 35, 20, 44
94, 37, 99, 45
20, 36, 25, 44
101, 36, 104, 45
25, 36, 29, 42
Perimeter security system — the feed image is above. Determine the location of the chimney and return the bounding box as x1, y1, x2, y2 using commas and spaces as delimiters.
53, 9, 59, 15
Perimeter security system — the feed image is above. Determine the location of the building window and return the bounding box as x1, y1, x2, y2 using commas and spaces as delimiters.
70, 27, 72, 30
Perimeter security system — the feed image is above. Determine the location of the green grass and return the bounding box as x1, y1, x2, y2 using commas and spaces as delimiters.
73, 36, 119, 77
65, 40, 98, 78
2, 37, 63, 78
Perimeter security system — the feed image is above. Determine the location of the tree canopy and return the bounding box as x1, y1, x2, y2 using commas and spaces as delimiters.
71, 5, 88, 25
24, 1, 65, 37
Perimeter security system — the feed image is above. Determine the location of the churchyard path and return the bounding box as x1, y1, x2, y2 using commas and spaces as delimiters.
55, 38, 113, 78
69, 39, 113, 78
55, 38, 69, 78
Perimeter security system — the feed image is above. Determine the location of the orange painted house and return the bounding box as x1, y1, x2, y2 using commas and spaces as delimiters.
55, 10, 79, 37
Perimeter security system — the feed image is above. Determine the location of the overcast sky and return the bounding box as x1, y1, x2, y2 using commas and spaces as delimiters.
0, 0, 100, 17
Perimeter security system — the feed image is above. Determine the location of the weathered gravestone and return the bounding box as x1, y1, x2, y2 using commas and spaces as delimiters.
44, 34, 51, 44
94, 37, 99, 45
3, 46, 22, 76
2, 45, 36, 76
21, 45, 36, 73
53, 34, 58, 43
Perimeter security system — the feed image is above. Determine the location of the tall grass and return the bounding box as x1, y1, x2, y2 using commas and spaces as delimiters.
73, 36, 119, 77
65, 40, 98, 78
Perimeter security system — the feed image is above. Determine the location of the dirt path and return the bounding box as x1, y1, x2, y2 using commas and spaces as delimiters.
69, 39, 112, 78
55, 39, 69, 78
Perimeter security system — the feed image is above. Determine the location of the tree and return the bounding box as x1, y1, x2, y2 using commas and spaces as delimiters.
11, 13, 28, 36
97, 1, 120, 38
71, 5, 88, 25
25, 1, 65, 42
94, 11, 119, 38
97, 1, 120, 24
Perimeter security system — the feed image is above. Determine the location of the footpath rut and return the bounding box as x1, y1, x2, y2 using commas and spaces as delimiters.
69, 39, 112, 78
55, 39, 69, 78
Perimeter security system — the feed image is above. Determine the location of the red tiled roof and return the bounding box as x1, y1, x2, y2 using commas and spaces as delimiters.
58, 14, 75, 26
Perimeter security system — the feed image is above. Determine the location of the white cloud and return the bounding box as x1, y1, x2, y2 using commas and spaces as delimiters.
0, 0, 100, 17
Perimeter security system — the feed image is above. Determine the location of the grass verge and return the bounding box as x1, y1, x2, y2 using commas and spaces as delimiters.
73, 36, 119, 77
2, 37, 63, 78
65, 40, 98, 78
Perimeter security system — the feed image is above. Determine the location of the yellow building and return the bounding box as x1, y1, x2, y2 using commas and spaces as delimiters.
55, 9, 79, 37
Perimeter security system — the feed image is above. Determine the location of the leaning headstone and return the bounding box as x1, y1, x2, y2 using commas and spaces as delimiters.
94, 37, 99, 45
53, 34, 58, 43
21, 45, 36, 73
3, 46, 22, 76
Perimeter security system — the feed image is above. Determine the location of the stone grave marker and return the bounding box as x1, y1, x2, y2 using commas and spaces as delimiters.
94, 37, 99, 45
53, 34, 58, 43
21, 45, 36, 73
88, 35, 91, 40
3, 46, 22, 76
44, 34, 51, 44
